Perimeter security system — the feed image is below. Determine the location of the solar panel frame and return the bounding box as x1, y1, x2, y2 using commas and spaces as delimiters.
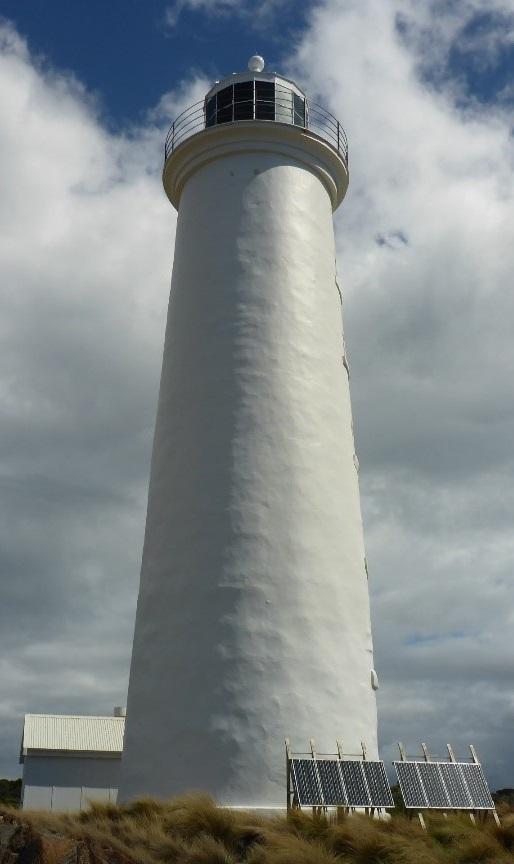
362, 761, 395, 808
316, 759, 347, 806
460, 763, 495, 810
394, 761, 428, 809
340, 760, 371, 807
291, 758, 323, 806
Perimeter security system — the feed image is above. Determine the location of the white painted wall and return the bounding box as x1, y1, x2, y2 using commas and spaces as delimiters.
22, 754, 120, 811
120, 123, 378, 807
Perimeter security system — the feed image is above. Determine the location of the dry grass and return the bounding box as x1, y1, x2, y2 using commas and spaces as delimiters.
1, 796, 514, 864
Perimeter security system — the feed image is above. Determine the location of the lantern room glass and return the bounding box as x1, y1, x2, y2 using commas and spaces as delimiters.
205, 81, 306, 128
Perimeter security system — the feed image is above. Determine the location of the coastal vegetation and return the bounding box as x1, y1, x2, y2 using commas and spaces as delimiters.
2, 793, 514, 863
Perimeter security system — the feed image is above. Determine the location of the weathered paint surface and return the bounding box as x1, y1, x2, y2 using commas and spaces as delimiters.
120, 124, 378, 806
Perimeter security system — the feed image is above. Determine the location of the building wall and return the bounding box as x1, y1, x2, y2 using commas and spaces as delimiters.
22, 754, 121, 811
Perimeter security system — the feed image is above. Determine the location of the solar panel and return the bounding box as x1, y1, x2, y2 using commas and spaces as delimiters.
291, 759, 323, 806
395, 760, 495, 811
394, 761, 427, 808
363, 761, 395, 808
460, 763, 494, 810
317, 759, 347, 805
340, 760, 370, 807
417, 762, 449, 808
438, 763, 472, 809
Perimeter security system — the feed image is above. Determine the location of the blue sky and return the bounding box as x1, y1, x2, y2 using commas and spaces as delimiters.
447, 9, 514, 100
0, 0, 314, 125
3, 0, 513, 126
0, 0, 513, 788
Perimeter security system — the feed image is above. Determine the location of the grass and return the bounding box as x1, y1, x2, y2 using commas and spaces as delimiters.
1, 795, 514, 864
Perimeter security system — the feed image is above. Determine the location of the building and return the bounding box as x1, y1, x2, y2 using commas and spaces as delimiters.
20, 709, 125, 810
120, 56, 379, 807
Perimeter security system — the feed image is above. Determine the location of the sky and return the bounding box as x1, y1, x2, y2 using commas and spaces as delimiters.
0, 0, 513, 790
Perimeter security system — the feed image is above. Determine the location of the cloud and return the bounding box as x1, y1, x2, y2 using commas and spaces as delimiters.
394, 1, 514, 104
1, 0, 514, 791
287, 0, 514, 785
162, 0, 294, 30
163, 0, 237, 29
0, 21, 176, 775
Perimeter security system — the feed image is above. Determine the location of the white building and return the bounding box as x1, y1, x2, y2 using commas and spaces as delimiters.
120, 57, 379, 807
20, 710, 125, 811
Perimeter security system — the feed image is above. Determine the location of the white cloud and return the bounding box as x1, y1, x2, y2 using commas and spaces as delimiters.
393, 0, 514, 102
288, 0, 514, 784
163, 0, 237, 29
162, 0, 292, 30
0, 21, 175, 774
1, 0, 514, 789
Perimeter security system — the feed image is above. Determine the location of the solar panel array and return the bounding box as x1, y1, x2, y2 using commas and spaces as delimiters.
394, 761, 494, 810
290, 758, 394, 808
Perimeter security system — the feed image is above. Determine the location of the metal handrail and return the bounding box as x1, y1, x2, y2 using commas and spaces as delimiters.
164, 82, 348, 166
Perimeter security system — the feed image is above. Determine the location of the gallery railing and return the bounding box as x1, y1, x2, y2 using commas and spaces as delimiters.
164, 83, 348, 167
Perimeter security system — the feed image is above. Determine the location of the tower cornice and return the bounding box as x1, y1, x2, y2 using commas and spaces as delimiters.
162, 122, 349, 212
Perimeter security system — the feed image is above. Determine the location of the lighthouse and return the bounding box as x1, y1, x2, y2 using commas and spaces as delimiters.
119, 57, 379, 807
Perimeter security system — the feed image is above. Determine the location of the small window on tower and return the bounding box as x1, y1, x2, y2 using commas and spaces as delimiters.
233, 81, 254, 120
216, 85, 234, 124
205, 95, 217, 127
293, 93, 306, 126
255, 81, 275, 120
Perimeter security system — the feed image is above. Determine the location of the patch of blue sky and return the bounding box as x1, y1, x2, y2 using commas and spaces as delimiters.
405, 630, 469, 647
447, 11, 514, 106
395, 4, 514, 108
0, 0, 316, 127
375, 230, 409, 249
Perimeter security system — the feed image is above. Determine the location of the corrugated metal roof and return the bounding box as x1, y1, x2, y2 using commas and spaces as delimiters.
22, 714, 125, 755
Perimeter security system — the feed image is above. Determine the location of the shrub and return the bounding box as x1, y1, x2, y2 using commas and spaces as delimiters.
2, 797, 512, 864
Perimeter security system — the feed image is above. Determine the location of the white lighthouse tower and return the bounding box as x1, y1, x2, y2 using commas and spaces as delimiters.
119, 58, 378, 807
